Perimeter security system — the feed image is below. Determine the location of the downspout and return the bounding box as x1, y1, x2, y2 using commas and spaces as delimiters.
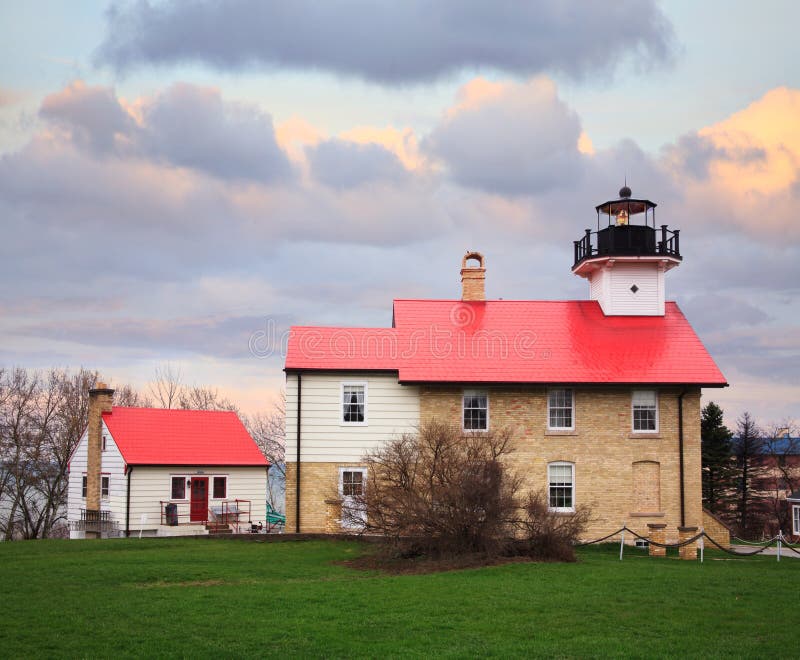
678, 388, 688, 527
295, 372, 302, 533
125, 465, 133, 538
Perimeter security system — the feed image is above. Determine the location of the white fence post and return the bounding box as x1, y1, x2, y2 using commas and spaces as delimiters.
699, 529, 704, 563
777, 530, 782, 562
619, 522, 626, 561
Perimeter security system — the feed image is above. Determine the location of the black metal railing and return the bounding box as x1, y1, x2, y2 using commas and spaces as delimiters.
573, 224, 680, 268
73, 508, 115, 533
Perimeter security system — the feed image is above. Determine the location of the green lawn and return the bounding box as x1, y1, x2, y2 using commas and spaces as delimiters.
0, 537, 795, 658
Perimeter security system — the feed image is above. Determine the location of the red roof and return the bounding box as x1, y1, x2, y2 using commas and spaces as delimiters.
102, 407, 269, 466
285, 300, 727, 386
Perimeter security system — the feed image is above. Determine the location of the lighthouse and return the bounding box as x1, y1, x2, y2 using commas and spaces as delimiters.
572, 186, 681, 316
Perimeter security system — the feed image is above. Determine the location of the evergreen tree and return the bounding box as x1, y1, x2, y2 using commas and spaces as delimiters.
732, 412, 766, 538
701, 402, 735, 516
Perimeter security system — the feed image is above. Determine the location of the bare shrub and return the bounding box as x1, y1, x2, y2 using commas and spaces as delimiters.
510, 491, 592, 562
346, 421, 590, 563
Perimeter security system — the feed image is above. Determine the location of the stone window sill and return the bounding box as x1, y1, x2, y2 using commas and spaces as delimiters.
629, 512, 665, 518
545, 430, 578, 437
628, 433, 662, 439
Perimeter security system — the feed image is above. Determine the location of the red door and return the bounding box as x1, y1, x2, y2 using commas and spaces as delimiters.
190, 477, 209, 522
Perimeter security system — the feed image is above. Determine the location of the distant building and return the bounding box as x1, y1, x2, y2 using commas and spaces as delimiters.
68, 385, 269, 538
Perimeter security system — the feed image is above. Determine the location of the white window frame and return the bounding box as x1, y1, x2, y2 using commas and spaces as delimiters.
212, 476, 228, 500
340, 381, 368, 426
793, 505, 800, 536
339, 467, 368, 530
547, 462, 575, 513
547, 388, 575, 431
102, 435, 107, 452
81, 475, 87, 499
631, 389, 659, 433
101, 475, 110, 499
462, 389, 489, 432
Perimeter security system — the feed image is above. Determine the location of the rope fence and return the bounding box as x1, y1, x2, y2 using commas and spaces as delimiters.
575, 525, 798, 562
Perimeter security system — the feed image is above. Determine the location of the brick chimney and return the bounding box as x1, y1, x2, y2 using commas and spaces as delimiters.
460, 251, 486, 301
86, 382, 114, 518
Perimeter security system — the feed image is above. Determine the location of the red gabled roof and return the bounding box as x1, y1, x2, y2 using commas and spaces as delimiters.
102, 407, 269, 466
285, 300, 727, 386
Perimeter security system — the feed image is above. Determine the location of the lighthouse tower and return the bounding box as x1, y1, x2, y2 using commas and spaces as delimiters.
572, 186, 682, 316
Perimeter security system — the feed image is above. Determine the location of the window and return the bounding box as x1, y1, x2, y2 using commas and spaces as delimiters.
339, 467, 368, 529
794, 506, 800, 536
341, 470, 365, 497
101, 476, 109, 499
632, 390, 658, 432
548, 389, 574, 430
171, 476, 186, 500
548, 462, 575, 512
213, 476, 227, 499
102, 435, 107, 451
81, 476, 87, 498
463, 390, 488, 431
341, 383, 367, 424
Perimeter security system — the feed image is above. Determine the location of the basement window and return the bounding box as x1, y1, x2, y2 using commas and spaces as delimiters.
463, 390, 488, 431
213, 476, 227, 499
632, 390, 658, 432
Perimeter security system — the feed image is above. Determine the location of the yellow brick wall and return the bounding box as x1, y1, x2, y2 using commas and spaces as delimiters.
285, 462, 367, 533
420, 385, 702, 542
702, 509, 732, 548
287, 385, 703, 541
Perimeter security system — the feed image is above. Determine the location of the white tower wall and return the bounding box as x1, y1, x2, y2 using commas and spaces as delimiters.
586, 259, 667, 316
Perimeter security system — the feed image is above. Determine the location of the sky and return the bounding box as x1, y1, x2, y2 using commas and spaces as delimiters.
0, 0, 798, 427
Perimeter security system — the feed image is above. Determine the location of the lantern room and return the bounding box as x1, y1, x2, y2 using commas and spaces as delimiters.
572, 187, 682, 316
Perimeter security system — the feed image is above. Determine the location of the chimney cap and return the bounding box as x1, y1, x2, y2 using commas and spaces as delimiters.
89, 382, 115, 395
461, 251, 485, 269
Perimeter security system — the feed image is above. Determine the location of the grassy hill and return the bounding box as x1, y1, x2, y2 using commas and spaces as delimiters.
0, 537, 795, 657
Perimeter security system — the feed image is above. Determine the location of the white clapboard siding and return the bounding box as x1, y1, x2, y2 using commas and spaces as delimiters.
128, 467, 268, 531
67, 421, 127, 530
589, 261, 664, 316
286, 372, 420, 462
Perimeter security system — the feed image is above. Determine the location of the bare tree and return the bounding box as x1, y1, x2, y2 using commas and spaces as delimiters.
760, 421, 799, 535
350, 421, 588, 561
114, 383, 152, 408
242, 394, 285, 512
148, 364, 183, 409
0, 368, 40, 540
178, 385, 237, 412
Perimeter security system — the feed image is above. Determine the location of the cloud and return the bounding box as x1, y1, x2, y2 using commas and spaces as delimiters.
39, 80, 135, 153
95, 0, 675, 84
426, 77, 584, 195
38, 80, 293, 183
663, 87, 800, 239
307, 139, 409, 189
3, 78, 800, 426
140, 83, 293, 183
0, 88, 24, 107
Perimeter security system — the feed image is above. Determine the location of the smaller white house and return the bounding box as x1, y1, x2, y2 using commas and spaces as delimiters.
68, 384, 269, 538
